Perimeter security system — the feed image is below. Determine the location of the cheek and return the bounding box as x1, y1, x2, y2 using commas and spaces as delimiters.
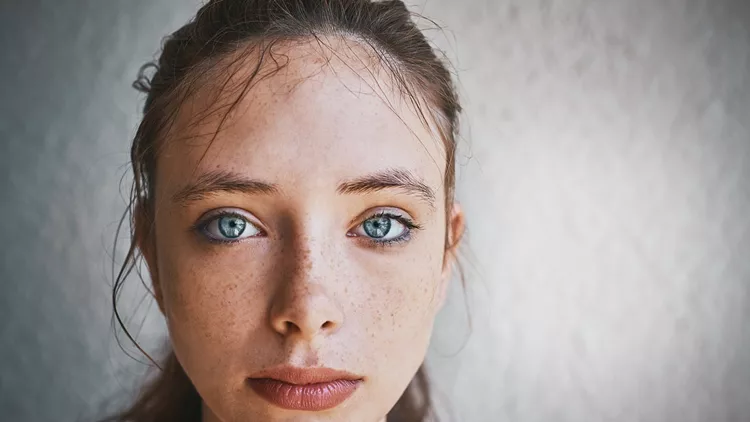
155, 232, 273, 360
356, 238, 445, 352
350, 237, 446, 411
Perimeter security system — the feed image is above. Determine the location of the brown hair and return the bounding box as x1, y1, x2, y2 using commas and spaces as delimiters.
106, 1, 462, 421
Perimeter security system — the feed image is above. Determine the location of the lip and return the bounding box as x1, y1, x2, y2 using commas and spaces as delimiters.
247, 366, 363, 411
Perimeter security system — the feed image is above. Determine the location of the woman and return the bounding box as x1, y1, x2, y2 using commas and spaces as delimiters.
107, 0, 466, 421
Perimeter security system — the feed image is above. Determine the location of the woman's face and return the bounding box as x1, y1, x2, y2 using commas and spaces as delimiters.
144, 39, 463, 422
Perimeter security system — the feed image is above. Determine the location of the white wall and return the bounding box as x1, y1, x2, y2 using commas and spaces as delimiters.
1, 1, 748, 421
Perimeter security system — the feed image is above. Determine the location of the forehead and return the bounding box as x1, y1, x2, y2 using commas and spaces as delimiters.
158, 36, 447, 197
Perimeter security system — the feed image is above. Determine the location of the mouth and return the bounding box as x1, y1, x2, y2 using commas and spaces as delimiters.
247, 366, 363, 411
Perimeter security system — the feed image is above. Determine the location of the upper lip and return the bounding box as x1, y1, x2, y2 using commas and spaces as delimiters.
248, 366, 363, 385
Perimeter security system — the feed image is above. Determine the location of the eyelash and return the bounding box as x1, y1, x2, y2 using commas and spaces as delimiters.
192, 209, 422, 247
357, 210, 422, 248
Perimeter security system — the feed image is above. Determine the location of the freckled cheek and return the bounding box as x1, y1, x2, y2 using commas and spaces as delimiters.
358, 253, 443, 343
157, 246, 272, 344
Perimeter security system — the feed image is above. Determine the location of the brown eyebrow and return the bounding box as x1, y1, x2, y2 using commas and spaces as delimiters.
172, 170, 279, 204
337, 168, 436, 210
173, 167, 436, 210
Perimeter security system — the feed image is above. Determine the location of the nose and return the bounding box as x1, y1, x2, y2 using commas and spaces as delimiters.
268, 236, 344, 341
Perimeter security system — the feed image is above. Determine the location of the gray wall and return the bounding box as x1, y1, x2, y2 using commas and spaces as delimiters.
1, 0, 749, 421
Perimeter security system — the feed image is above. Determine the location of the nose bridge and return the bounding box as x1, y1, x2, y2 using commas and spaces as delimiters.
269, 216, 344, 340
286, 214, 336, 285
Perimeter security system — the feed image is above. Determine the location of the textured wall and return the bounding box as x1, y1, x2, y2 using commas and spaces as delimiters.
1, 1, 748, 421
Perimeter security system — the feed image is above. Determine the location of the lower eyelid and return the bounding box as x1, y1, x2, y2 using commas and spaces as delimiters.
362, 230, 413, 247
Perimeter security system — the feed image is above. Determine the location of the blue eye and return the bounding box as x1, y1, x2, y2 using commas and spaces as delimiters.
217, 215, 247, 238
351, 210, 420, 245
363, 216, 392, 238
199, 210, 261, 242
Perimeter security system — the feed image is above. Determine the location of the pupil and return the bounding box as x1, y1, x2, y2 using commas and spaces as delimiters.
364, 216, 391, 238
219, 216, 245, 238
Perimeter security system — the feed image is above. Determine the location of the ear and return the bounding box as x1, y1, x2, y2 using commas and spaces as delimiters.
437, 202, 465, 309
134, 201, 166, 316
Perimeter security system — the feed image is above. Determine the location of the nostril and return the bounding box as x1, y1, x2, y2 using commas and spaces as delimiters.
284, 321, 300, 334
321, 320, 334, 330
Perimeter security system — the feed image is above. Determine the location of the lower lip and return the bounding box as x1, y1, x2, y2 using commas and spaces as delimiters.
247, 378, 361, 411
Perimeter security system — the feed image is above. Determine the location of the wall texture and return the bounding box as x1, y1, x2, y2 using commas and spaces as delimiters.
1, 1, 748, 421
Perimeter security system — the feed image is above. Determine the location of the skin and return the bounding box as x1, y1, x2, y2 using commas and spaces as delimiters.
139, 37, 464, 422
